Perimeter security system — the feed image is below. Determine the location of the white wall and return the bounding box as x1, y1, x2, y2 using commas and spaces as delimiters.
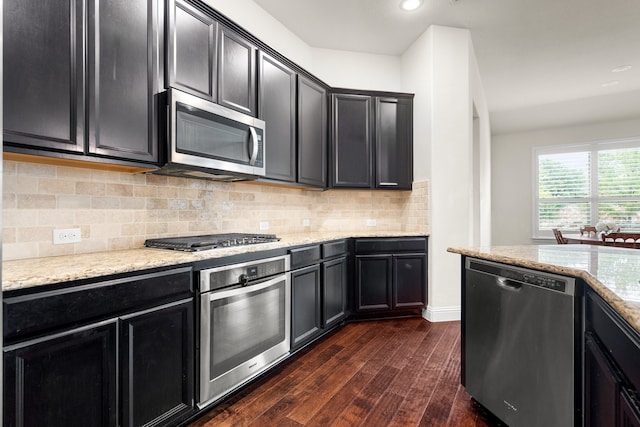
402, 26, 491, 321
492, 118, 640, 245
310, 48, 402, 92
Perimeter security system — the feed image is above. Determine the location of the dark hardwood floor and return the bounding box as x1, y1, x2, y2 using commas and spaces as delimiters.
189, 318, 501, 427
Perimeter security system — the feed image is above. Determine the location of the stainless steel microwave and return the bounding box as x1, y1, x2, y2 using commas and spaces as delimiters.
151, 89, 266, 181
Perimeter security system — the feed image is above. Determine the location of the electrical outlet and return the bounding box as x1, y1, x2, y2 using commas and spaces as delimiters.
366, 219, 377, 227
259, 221, 269, 231
302, 219, 310, 227
53, 228, 82, 244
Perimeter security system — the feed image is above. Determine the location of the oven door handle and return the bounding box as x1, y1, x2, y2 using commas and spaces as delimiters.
206, 274, 288, 301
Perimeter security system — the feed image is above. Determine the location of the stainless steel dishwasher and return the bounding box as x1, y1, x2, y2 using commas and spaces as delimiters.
463, 258, 577, 427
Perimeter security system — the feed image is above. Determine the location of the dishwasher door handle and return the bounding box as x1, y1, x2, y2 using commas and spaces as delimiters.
496, 277, 522, 291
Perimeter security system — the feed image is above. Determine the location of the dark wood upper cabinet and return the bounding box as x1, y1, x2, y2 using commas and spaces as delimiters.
331, 92, 413, 190
3, 0, 85, 153
87, 0, 161, 163
331, 93, 373, 188
376, 97, 413, 190
218, 26, 257, 116
4, 0, 162, 165
259, 52, 297, 182
298, 76, 328, 187
167, 0, 217, 100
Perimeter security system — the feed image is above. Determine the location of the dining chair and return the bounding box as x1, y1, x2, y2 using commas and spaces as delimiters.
601, 232, 640, 249
580, 226, 598, 236
552, 229, 568, 244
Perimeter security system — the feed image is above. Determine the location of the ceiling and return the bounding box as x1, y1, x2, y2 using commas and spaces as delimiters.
254, 0, 640, 134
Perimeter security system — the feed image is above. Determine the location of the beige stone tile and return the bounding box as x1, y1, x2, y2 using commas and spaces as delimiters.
133, 184, 159, 198
39, 241, 75, 258
17, 194, 56, 209
76, 209, 106, 224
3, 193, 17, 209
76, 181, 106, 196
106, 183, 134, 197
3, 242, 39, 260
91, 196, 121, 209
120, 198, 146, 210
3, 227, 16, 244
37, 210, 73, 226
17, 162, 56, 177
17, 227, 53, 243
122, 223, 146, 236
58, 195, 92, 209
3, 160, 18, 175
108, 237, 134, 251
5, 175, 39, 194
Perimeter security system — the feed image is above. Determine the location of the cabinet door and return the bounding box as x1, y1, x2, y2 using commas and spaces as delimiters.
323, 256, 347, 327
620, 389, 640, 427
298, 77, 328, 187
218, 26, 257, 116
393, 254, 426, 309
167, 0, 217, 100
356, 255, 392, 311
120, 299, 194, 427
291, 264, 322, 349
376, 97, 413, 190
259, 52, 296, 182
87, 0, 161, 162
585, 335, 622, 427
331, 94, 373, 188
4, 321, 117, 427
3, 0, 85, 153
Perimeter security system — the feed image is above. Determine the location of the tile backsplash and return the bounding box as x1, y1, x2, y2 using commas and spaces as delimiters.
3, 160, 429, 261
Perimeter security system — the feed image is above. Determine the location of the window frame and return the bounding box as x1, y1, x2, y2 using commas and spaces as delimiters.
532, 137, 640, 239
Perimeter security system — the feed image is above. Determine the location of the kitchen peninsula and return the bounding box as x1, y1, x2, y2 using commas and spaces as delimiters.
448, 244, 640, 426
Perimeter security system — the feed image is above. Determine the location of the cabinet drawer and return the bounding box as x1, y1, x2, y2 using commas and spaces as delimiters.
322, 240, 347, 259
289, 245, 321, 269
586, 289, 640, 390
4, 267, 193, 342
355, 237, 426, 254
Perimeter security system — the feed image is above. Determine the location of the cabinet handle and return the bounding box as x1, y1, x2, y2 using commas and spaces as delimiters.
379, 182, 399, 186
249, 126, 259, 166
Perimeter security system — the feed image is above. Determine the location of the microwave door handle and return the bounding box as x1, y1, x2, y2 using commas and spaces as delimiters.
248, 126, 259, 166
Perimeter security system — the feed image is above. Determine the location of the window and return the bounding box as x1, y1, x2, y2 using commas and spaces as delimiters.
533, 139, 640, 238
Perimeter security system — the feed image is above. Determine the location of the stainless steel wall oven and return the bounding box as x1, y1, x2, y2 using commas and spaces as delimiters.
198, 255, 291, 407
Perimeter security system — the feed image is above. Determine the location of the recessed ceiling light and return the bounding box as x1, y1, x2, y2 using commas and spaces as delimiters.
601, 80, 620, 88
400, 0, 423, 11
612, 65, 632, 73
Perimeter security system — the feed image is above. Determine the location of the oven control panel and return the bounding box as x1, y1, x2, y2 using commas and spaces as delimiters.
200, 255, 290, 292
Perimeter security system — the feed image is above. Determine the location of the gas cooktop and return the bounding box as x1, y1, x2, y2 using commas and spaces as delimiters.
144, 233, 280, 252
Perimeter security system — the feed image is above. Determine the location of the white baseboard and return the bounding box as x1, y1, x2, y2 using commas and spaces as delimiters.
423, 305, 461, 322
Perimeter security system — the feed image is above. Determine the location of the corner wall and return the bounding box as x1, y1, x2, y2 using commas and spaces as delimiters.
402, 26, 491, 322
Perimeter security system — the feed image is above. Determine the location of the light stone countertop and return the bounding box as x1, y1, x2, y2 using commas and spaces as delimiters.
3, 231, 426, 292
447, 244, 640, 335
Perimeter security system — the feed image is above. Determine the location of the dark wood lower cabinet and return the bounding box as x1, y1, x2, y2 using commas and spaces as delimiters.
4, 321, 118, 427
585, 334, 622, 427
120, 299, 195, 427
291, 264, 322, 349
621, 389, 640, 427
322, 256, 347, 327
354, 243, 426, 316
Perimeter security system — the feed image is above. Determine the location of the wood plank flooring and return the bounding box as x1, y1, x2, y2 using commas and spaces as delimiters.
189, 318, 500, 427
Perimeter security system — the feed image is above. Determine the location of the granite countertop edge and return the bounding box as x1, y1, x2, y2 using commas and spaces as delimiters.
447, 245, 640, 336
3, 231, 428, 292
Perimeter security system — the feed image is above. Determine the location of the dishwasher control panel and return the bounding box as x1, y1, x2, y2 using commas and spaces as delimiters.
521, 273, 566, 292
467, 258, 575, 295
